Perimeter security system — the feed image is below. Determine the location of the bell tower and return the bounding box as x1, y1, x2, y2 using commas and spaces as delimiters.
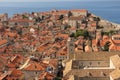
67, 37, 75, 59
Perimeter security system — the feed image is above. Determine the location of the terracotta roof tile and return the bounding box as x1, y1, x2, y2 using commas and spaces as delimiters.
71, 9, 88, 12
69, 16, 84, 20
11, 69, 23, 77
0, 39, 8, 46
5, 32, 17, 37
39, 72, 55, 80
7, 63, 16, 68
9, 19, 33, 22
24, 62, 45, 71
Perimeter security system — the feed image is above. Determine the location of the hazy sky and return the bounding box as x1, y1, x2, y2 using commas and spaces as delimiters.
0, 0, 113, 2
0, 0, 79, 2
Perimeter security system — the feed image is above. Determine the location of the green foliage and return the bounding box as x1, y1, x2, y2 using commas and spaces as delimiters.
23, 26, 29, 28
102, 32, 109, 36
59, 15, 64, 20
35, 17, 41, 23
64, 25, 71, 30
94, 17, 100, 21
54, 77, 61, 80
103, 42, 110, 51
97, 25, 104, 29
109, 30, 115, 35
76, 29, 89, 37
22, 15, 28, 19
102, 30, 115, 36
70, 33, 75, 37
70, 29, 89, 38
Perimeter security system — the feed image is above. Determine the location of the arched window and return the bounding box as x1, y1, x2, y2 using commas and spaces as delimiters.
89, 62, 92, 66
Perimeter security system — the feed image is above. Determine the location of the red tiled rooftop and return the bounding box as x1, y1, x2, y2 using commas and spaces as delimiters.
109, 44, 120, 51
39, 72, 55, 80
24, 62, 45, 71
52, 10, 69, 15
0, 71, 12, 80
10, 55, 24, 64
9, 19, 33, 22
37, 46, 46, 52
91, 23, 97, 27
92, 39, 97, 45
69, 16, 85, 20
0, 39, 8, 45
57, 49, 67, 56
2, 69, 23, 80
113, 40, 120, 44
100, 39, 110, 47
57, 33, 68, 39
71, 9, 88, 12
11, 69, 23, 77
6, 63, 16, 68
5, 32, 17, 37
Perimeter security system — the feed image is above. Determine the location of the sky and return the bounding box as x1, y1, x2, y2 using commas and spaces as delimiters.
0, 0, 114, 2
0, 0, 79, 2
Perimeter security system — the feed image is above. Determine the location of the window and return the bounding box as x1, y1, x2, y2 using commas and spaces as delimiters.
80, 62, 83, 66
98, 62, 100, 65
70, 44, 73, 46
89, 62, 92, 66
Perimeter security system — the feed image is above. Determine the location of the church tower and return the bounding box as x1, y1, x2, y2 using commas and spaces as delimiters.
96, 29, 102, 40
95, 29, 102, 51
67, 37, 75, 59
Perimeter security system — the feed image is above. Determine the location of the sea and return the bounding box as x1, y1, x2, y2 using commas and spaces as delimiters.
0, 0, 120, 23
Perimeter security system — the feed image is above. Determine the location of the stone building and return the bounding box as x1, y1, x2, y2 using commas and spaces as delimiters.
67, 37, 75, 59
0, 13, 8, 22
63, 52, 120, 80
22, 62, 45, 80
9, 19, 34, 27
68, 16, 85, 28
70, 10, 88, 17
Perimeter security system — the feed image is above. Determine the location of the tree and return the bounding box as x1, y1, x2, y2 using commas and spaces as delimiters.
35, 17, 41, 23
22, 15, 28, 19
103, 42, 110, 51
76, 29, 89, 38
66, 25, 71, 29
69, 33, 75, 37
54, 77, 61, 80
69, 29, 89, 38
59, 15, 64, 20
94, 17, 100, 21
102, 32, 109, 36
102, 30, 115, 36
109, 30, 115, 35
